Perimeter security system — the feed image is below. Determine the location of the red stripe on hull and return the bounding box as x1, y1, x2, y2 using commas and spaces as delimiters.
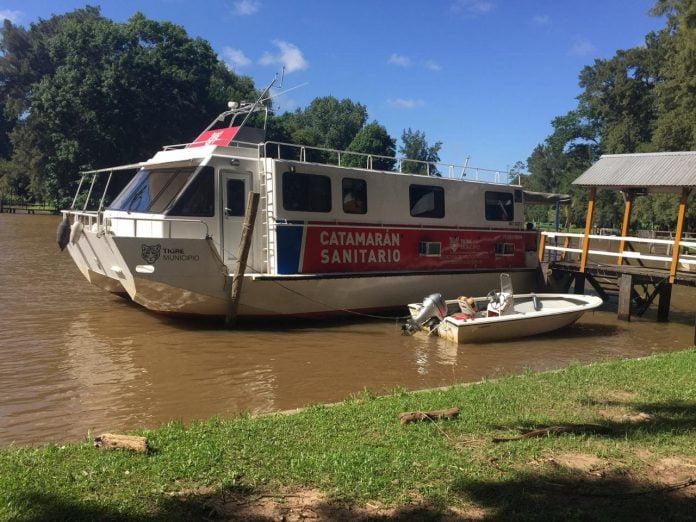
301, 225, 537, 273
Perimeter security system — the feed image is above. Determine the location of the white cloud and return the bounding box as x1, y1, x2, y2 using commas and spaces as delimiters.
259, 40, 308, 73
570, 38, 596, 57
387, 98, 424, 109
451, 0, 495, 15
532, 14, 551, 26
233, 0, 260, 15
424, 60, 442, 71
222, 47, 251, 69
0, 9, 22, 23
388, 53, 412, 67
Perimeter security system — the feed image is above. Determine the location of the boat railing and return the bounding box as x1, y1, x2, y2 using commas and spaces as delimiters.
260, 141, 521, 184
62, 209, 210, 239
160, 139, 522, 184
104, 215, 210, 239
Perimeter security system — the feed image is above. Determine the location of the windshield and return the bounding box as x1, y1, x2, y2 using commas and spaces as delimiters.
108, 166, 198, 213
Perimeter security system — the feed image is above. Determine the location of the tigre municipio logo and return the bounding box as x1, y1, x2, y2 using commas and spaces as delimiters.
141, 244, 161, 264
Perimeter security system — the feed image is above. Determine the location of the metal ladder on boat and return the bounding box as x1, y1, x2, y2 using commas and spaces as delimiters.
258, 155, 276, 274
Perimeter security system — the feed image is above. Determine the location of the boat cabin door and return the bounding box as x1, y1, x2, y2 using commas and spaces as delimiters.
220, 170, 253, 267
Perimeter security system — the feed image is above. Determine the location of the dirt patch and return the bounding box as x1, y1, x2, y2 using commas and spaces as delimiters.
634, 447, 654, 460
650, 457, 696, 496
604, 390, 638, 402
200, 487, 487, 521
598, 407, 655, 423
547, 452, 609, 476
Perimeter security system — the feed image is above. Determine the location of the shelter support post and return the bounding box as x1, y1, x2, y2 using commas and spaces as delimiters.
668, 187, 690, 284
617, 192, 632, 265
617, 273, 633, 321
657, 283, 672, 322
579, 187, 596, 273
226, 192, 260, 328
538, 233, 546, 263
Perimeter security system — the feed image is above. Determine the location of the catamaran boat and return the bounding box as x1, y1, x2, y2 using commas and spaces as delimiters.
59, 79, 548, 319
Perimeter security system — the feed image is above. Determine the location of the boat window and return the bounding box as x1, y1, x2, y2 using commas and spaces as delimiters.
167, 167, 215, 217
225, 179, 246, 216
282, 172, 332, 212
495, 243, 515, 256
409, 184, 444, 218
108, 166, 198, 213
485, 191, 514, 221
342, 178, 367, 214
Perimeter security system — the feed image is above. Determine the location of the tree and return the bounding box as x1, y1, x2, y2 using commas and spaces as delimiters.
0, 8, 256, 206
399, 128, 442, 175
650, 0, 696, 150
343, 122, 396, 170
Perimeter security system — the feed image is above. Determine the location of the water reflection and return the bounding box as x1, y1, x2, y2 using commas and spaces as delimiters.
0, 214, 694, 445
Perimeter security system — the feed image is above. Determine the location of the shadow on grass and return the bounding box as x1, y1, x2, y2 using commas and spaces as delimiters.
453, 472, 696, 522
10, 486, 461, 522
491, 399, 696, 439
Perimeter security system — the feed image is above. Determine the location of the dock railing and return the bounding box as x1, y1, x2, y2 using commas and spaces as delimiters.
539, 231, 696, 272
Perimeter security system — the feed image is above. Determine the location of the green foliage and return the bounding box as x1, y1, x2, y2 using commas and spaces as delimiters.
0, 7, 256, 207
524, 0, 696, 229
343, 121, 396, 170
399, 128, 442, 175
266, 97, 401, 169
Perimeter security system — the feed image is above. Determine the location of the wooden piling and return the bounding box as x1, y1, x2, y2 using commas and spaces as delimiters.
617, 274, 633, 321
573, 273, 585, 295
657, 283, 672, 322
226, 192, 260, 327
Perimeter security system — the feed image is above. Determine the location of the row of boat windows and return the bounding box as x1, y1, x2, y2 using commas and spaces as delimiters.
108, 166, 517, 222
280, 171, 517, 221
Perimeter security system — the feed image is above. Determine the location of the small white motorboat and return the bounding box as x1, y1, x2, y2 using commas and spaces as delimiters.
404, 274, 603, 343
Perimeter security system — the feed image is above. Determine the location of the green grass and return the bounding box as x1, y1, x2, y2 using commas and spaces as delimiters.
1, 349, 695, 521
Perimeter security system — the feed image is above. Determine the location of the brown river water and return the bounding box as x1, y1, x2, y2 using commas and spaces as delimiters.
1, 214, 694, 446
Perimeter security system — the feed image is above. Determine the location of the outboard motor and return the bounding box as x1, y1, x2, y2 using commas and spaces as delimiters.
56, 214, 70, 251
402, 293, 447, 335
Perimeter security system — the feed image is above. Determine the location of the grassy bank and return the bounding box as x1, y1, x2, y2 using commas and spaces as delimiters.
2, 349, 695, 521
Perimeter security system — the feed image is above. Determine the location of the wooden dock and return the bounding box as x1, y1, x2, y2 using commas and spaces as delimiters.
0, 201, 57, 214
539, 231, 696, 342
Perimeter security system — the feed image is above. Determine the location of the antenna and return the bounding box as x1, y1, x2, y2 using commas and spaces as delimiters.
260, 82, 309, 105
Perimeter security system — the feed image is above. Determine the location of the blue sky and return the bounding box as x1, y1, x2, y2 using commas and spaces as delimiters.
1, 1, 665, 173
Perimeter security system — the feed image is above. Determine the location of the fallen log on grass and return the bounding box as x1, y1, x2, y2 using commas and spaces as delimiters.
94, 433, 149, 453
399, 407, 460, 424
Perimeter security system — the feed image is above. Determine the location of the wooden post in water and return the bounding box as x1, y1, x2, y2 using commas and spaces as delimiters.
226, 192, 260, 328
617, 273, 633, 321
668, 187, 690, 284
657, 283, 672, 322
617, 192, 632, 265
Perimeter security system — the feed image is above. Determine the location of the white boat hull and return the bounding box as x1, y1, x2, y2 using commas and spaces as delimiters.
409, 294, 603, 343
66, 229, 538, 317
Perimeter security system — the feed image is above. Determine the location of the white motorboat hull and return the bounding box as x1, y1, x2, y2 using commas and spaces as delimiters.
409, 294, 603, 343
